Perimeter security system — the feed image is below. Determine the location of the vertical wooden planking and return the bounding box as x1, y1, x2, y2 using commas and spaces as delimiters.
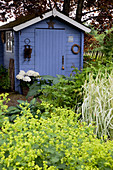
55, 30, 59, 75
80, 31, 84, 70
35, 29, 65, 76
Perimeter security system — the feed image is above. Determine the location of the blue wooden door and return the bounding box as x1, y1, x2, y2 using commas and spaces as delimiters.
35, 29, 65, 76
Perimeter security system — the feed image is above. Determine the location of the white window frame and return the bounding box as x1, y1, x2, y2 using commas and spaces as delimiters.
6, 31, 13, 52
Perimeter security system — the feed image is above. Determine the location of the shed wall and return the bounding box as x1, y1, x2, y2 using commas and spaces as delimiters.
0, 32, 4, 66
18, 17, 84, 76
14, 32, 20, 91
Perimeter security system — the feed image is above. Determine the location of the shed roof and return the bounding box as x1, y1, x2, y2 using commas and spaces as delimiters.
0, 9, 91, 33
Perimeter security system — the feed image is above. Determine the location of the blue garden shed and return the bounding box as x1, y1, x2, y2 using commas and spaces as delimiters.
0, 8, 90, 92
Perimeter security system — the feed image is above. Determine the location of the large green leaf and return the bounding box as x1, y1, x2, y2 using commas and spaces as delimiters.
53, 77, 59, 84
7, 106, 20, 115
10, 115, 17, 122
26, 86, 41, 98
30, 98, 37, 105
17, 100, 27, 105
41, 75, 55, 80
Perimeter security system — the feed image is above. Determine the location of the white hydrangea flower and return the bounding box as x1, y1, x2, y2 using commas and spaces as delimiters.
16, 74, 24, 80
32, 72, 39, 77
19, 70, 26, 76
26, 70, 35, 76
23, 76, 31, 82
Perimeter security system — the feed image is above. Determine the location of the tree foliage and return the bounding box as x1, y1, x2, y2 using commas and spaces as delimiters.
0, 0, 112, 32
84, 32, 100, 52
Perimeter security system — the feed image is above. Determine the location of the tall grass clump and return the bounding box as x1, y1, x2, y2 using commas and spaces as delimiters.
80, 70, 113, 139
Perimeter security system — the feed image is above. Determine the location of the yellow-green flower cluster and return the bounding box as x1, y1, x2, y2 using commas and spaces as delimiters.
0, 103, 113, 169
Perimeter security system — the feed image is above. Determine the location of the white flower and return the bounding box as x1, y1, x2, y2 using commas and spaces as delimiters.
26, 70, 40, 77
32, 72, 39, 77
16, 74, 24, 80
26, 70, 35, 76
23, 76, 31, 82
19, 70, 26, 76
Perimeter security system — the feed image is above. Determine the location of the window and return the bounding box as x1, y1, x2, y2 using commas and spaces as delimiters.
6, 31, 13, 52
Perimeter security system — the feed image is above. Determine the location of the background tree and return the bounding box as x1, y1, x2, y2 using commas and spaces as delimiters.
0, 0, 112, 32
84, 32, 100, 53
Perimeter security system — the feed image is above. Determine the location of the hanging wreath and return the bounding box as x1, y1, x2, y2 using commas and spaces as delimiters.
71, 44, 80, 54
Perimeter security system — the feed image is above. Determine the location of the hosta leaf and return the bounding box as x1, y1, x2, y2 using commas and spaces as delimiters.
41, 75, 55, 80
7, 106, 17, 111
30, 98, 37, 105
27, 86, 41, 98
17, 100, 27, 105
10, 115, 17, 121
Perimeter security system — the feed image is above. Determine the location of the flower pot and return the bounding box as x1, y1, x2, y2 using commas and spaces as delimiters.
21, 86, 29, 96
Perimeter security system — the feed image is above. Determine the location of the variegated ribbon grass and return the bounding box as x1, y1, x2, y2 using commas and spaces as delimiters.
80, 70, 113, 138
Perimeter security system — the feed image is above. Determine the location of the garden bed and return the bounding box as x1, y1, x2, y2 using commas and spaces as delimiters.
0, 90, 34, 107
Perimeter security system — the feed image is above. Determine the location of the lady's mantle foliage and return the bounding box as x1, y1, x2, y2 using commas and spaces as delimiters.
0, 104, 113, 169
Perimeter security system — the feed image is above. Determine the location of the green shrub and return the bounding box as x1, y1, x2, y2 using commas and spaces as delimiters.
79, 70, 113, 139
0, 104, 113, 169
7, 99, 56, 123
0, 65, 10, 90
27, 61, 113, 110
28, 69, 87, 109
102, 30, 113, 58
0, 93, 10, 128
7, 98, 38, 122
40, 77, 82, 108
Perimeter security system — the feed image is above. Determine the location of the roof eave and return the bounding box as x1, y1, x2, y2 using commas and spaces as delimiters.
13, 10, 53, 32
13, 8, 91, 33
0, 28, 13, 31
55, 10, 91, 33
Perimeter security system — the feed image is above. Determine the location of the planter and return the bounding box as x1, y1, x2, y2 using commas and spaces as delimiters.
21, 86, 29, 96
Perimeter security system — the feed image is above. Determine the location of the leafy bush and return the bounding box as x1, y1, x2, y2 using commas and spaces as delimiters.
0, 104, 113, 169
0, 93, 10, 128
0, 65, 10, 90
26, 75, 60, 98
40, 77, 82, 108
6, 97, 55, 123
79, 70, 113, 139
102, 30, 113, 58
26, 60, 113, 112
27, 70, 88, 109
6, 98, 38, 122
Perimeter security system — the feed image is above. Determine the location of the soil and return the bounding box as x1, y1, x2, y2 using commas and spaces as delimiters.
0, 90, 36, 107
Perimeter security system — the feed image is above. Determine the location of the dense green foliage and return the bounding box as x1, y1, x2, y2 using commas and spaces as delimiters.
102, 31, 113, 58
7, 98, 37, 123
0, 65, 10, 90
0, 93, 9, 128
0, 104, 113, 169
85, 28, 113, 60
27, 61, 113, 110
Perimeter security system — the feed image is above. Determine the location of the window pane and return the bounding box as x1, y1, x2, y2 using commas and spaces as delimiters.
6, 31, 13, 52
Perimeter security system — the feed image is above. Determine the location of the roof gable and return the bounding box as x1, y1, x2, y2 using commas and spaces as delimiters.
0, 9, 91, 33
